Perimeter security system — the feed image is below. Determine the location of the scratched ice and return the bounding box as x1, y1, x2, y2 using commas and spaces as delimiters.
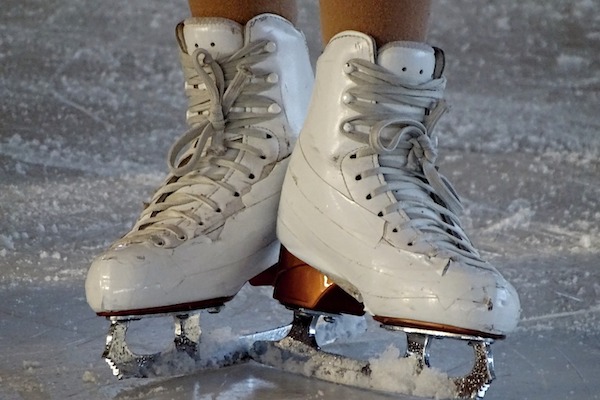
0, 1, 599, 399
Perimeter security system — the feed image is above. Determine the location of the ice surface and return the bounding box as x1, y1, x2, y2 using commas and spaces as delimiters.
1, 0, 599, 399
253, 338, 456, 399
368, 346, 455, 399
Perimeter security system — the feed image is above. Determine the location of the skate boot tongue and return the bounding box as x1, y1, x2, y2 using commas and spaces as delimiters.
179, 17, 244, 58
373, 42, 463, 244
377, 41, 438, 85
373, 41, 442, 145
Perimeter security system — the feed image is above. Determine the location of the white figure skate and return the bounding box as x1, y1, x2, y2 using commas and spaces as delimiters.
251, 31, 521, 399
85, 14, 313, 378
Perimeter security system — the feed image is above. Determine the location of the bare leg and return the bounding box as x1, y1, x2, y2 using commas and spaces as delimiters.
188, 0, 298, 24
319, 0, 431, 45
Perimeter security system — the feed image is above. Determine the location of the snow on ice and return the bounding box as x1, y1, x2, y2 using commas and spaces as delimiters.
1, 0, 599, 399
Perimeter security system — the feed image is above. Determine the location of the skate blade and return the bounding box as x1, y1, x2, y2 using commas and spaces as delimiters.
251, 311, 496, 399
103, 313, 206, 379
385, 325, 495, 399
102, 310, 354, 379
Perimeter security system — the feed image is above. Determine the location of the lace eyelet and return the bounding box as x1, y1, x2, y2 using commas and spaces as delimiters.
377, 211, 384, 217
349, 154, 357, 159
260, 155, 267, 160
215, 208, 222, 213
248, 173, 255, 180
233, 192, 240, 197
342, 93, 354, 104
392, 228, 398, 233
264, 42, 277, 53
407, 242, 414, 247
266, 133, 273, 139
268, 104, 281, 114
366, 194, 372, 200
178, 234, 187, 241
355, 174, 362, 181
155, 239, 165, 247
343, 62, 355, 74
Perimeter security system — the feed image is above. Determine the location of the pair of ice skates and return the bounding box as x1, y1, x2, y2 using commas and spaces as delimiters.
85, 14, 520, 399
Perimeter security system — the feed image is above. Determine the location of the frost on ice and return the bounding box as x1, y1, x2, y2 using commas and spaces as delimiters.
252, 336, 458, 399
368, 345, 455, 399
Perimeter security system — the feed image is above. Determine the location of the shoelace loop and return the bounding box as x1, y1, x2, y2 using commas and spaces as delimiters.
121, 40, 279, 246
367, 101, 462, 215
169, 43, 270, 177
341, 58, 483, 265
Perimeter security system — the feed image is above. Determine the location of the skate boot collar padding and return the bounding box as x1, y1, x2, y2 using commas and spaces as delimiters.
327, 31, 444, 85
176, 17, 244, 58
176, 14, 301, 60
378, 41, 445, 85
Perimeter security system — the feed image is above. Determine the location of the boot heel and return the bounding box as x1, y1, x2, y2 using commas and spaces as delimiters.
271, 246, 364, 316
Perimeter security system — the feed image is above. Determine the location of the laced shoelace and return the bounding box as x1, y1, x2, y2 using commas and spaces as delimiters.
124, 40, 280, 246
341, 58, 486, 267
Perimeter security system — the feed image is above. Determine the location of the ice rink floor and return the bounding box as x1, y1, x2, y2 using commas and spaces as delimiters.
1, 1, 599, 399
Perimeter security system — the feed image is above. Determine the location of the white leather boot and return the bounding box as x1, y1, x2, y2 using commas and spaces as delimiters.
276, 31, 520, 338
86, 14, 313, 317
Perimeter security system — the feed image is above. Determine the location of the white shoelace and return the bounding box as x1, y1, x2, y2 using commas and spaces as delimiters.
341, 58, 486, 267
124, 40, 280, 246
